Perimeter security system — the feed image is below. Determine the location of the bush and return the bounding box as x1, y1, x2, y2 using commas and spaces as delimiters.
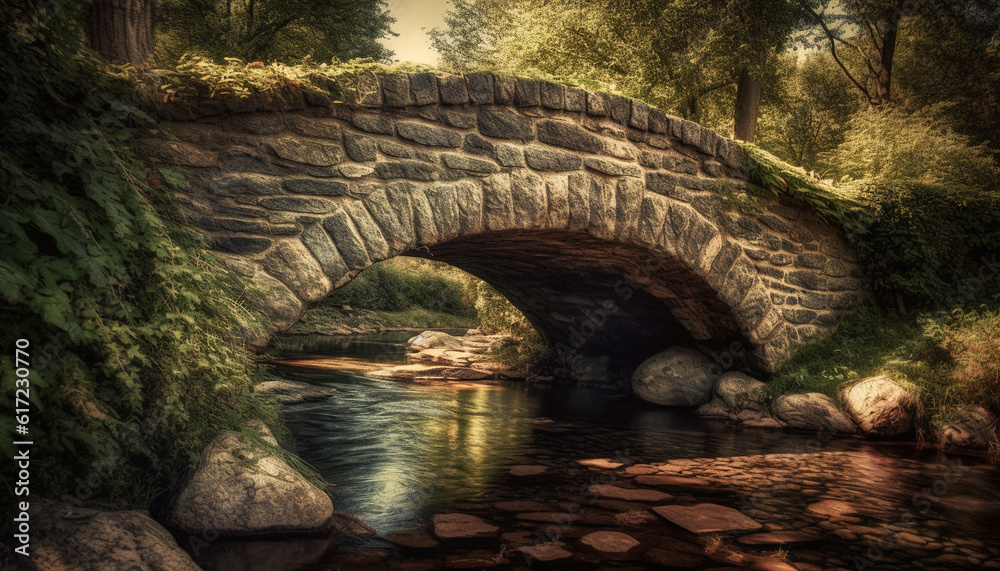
0, 0, 272, 509
474, 282, 535, 337
322, 257, 477, 317
849, 180, 1000, 311
831, 105, 1000, 189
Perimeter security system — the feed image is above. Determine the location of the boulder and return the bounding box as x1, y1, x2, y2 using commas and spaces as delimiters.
254, 379, 336, 405
714, 371, 766, 411
165, 424, 334, 536
772, 392, 856, 434
29, 504, 200, 571
631, 347, 718, 406
933, 406, 997, 449
843, 376, 917, 437
696, 398, 729, 418
587, 484, 672, 502
408, 331, 464, 351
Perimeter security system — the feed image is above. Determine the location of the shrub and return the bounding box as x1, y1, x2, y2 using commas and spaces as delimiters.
831, 105, 1000, 189
322, 257, 477, 316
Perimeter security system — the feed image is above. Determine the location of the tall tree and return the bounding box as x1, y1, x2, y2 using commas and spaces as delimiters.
85, 0, 155, 66
157, 0, 396, 63
430, 0, 805, 142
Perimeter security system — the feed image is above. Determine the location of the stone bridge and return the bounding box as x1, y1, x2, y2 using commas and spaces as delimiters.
147, 72, 863, 375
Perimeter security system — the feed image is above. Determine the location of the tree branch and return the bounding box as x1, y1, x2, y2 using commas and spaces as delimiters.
798, 0, 874, 105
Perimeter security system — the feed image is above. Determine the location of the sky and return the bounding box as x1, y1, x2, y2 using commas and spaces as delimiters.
380, 0, 451, 66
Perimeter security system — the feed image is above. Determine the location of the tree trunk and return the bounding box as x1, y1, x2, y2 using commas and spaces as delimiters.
733, 68, 761, 142
85, 0, 155, 66
875, 0, 904, 104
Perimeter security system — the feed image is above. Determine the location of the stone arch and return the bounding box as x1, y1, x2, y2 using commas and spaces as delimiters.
147, 72, 863, 374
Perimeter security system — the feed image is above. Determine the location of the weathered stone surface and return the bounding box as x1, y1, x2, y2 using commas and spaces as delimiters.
713, 371, 766, 410
653, 503, 762, 534
284, 177, 350, 196
438, 74, 469, 104
631, 347, 718, 406
584, 156, 642, 177
524, 146, 582, 171
145, 139, 219, 167
933, 406, 997, 448
431, 514, 500, 539
269, 137, 342, 166
634, 474, 713, 490
772, 393, 856, 434
322, 210, 374, 269
398, 122, 463, 147
374, 160, 440, 181
442, 152, 500, 174
30, 505, 201, 571
255, 379, 336, 405
259, 239, 332, 302
344, 133, 377, 161
409, 72, 439, 105
537, 120, 605, 153
843, 376, 917, 437
165, 425, 334, 536
258, 196, 332, 214
477, 108, 533, 140
301, 222, 349, 280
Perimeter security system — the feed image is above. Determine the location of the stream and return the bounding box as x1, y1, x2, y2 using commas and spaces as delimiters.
188, 331, 1000, 571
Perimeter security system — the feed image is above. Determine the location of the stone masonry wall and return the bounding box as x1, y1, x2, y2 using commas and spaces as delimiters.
145, 72, 864, 373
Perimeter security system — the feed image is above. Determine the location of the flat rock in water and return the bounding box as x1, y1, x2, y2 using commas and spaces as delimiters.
653, 504, 763, 534
625, 464, 660, 475
370, 364, 451, 379
509, 465, 548, 477
737, 531, 824, 545
385, 526, 440, 549
518, 544, 574, 562
634, 474, 713, 489
443, 367, 492, 380
806, 499, 858, 517
431, 513, 500, 539
579, 531, 641, 556
516, 512, 582, 524
495, 500, 552, 512
588, 484, 672, 502
577, 458, 625, 469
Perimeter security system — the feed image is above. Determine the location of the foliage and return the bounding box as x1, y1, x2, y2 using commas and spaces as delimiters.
0, 0, 275, 508
756, 51, 861, 173
321, 258, 478, 317
768, 294, 1000, 425
848, 180, 1000, 310
739, 143, 866, 230
474, 282, 534, 337
156, 0, 395, 63
830, 105, 1000, 189
141, 55, 431, 106
430, 0, 805, 132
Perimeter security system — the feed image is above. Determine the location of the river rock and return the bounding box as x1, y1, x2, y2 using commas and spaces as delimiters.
165, 425, 334, 536
519, 544, 574, 561
933, 406, 997, 449
696, 398, 729, 418
631, 347, 717, 406
771, 392, 856, 434
28, 504, 200, 571
634, 474, 714, 490
386, 526, 440, 548
843, 376, 917, 437
577, 458, 625, 469
579, 531, 641, 558
737, 531, 824, 545
587, 484, 672, 502
714, 371, 766, 411
408, 330, 464, 350
254, 379, 336, 405
431, 513, 500, 539
653, 503, 763, 534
